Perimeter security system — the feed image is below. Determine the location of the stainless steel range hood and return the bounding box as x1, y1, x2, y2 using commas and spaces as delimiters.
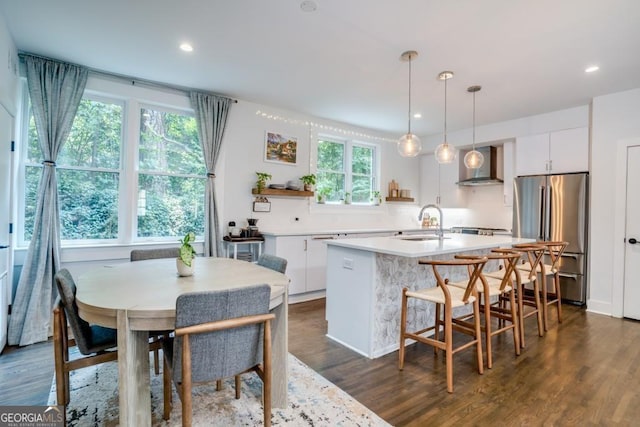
457, 146, 504, 186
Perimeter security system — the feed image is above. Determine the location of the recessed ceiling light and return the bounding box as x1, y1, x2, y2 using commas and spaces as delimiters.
585, 65, 599, 73
300, 1, 317, 12
180, 43, 194, 52
413, 113, 422, 119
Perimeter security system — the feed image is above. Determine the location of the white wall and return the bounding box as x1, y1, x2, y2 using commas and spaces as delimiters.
590, 88, 640, 316
0, 13, 18, 115
220, 100, 422, 233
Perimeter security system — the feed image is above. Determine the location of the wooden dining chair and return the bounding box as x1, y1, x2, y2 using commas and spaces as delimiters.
162, 285, 275, 427
53, 269, 118, 407
257, 253, 288, 274
399, 257, 487, 393
453, 251, 521, 368
130, 247, 180, 374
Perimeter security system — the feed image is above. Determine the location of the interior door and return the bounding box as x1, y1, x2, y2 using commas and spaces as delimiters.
0, 104, 13, 352
623, 146, 640, 319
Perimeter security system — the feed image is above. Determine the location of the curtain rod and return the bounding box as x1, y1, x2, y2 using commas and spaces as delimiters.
18, 51, 238, 103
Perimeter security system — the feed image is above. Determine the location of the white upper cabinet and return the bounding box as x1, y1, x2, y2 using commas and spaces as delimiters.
516, 127, 588, 176
419, 153, 467, 208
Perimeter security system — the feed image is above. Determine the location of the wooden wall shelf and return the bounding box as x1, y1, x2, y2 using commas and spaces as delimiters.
385, 197, 415, 202
252, 188, 314, 197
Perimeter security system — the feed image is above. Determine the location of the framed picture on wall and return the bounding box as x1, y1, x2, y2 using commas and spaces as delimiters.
264, 131, 297, 165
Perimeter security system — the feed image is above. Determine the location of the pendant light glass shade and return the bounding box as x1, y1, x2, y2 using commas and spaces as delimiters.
435, 71, 456, 164
397, 51, 421, 157
464, 85, 484, 169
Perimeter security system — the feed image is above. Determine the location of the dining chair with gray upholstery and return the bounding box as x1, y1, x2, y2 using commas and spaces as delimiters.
53, 269, 119, 407
256, 253, 288, 274
162, 285, 275, 427
130, 247, 180, 373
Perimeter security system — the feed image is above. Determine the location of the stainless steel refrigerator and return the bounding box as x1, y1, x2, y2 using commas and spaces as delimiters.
512, 172, 588, 304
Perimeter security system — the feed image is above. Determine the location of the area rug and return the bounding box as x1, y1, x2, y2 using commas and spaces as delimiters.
48, 353, 390, 426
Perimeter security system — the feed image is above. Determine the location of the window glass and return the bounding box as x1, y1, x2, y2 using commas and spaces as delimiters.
24, 98, 122, 241
317, 140, 345, 202
316, 138, 377, 204
137, 107, 205, 238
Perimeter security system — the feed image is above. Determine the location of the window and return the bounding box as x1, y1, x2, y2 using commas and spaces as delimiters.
137, 107, 205, 238
24, 97, 122, 242
20, 82, 205, 245
316, 137, 378, 203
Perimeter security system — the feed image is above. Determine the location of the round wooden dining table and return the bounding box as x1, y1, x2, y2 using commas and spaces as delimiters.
75, 256, 290, 427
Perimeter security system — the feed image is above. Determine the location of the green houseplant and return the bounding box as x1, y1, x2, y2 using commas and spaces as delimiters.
300, 174, 316, 191
177, 231, 196, 276
316, 187, 331, 204
255, 172, 272, 193
371, 191, 382, 205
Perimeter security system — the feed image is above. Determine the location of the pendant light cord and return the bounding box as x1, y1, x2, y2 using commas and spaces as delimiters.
407, 54, 412, 134
443, 75, 448, 143
472, 89, 476, 150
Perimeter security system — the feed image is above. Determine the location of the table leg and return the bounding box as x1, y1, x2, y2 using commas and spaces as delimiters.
233, 244, 238, 260
116, 310, 151, 426
270, 289, 288, 408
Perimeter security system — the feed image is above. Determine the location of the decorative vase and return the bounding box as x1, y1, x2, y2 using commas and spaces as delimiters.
176, 258, 195, 277
304, 183, 313, 192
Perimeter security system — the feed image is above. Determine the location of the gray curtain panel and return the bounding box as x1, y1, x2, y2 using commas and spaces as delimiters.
8, 55, 87, 346
189, 92, 231, 257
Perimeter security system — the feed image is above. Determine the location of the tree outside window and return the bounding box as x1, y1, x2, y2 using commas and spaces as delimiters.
316, 138, 378, 203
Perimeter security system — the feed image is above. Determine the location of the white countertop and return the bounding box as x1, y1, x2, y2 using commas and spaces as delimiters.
325, 233, 534, 258
260, 227, 433, 237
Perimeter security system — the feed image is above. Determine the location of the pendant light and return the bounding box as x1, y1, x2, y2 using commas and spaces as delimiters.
397, 50, 421, 157
464, 85, 484, 169
434, 71, 457, 164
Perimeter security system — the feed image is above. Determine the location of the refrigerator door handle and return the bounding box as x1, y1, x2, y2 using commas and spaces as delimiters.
538, 185, 546, 240
546, 185, 552, 240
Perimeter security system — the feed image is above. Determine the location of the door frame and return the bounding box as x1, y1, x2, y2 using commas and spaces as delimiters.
612, 137, 640, 317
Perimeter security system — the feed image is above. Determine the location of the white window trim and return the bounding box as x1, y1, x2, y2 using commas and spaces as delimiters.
316, 134, 380, 205
16, 74, 204, 250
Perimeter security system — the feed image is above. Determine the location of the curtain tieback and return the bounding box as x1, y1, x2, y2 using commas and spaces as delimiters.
207, 172, 216, 178
42, 160, 56, 167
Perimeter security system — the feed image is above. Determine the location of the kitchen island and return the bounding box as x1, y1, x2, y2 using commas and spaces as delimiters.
325, 234, 534, 358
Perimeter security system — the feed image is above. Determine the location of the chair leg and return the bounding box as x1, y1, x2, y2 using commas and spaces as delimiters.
53, 311, 68, 406
264, 320, 273, 427
398, 288, 408, 370
473, 297, 484, 377
509, 288, 521, 356
235, 375, 241, 399
540, 273, 550, 331
444, 303, 454, 393
153, 344, 160, 375
483, 291, 492, 369
555, 272, 563, 323
216, 379, 223, 391
163, 356, 172, 420
532, 277, 544, 337
434, 303, 441, 356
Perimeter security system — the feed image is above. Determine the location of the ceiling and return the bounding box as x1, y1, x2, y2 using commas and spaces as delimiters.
1, 0, 640, 138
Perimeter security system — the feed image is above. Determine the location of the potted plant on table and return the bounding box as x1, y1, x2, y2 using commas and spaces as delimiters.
177, 231, 196, 276
255, 172, 272, 193
300, 174, 316, 192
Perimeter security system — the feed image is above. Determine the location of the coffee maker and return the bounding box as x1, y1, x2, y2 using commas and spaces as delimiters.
244, 218, 260, 237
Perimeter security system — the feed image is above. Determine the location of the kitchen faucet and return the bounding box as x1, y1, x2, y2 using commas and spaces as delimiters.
418, 204, 444, 239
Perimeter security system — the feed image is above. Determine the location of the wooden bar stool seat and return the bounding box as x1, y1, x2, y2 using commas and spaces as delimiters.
399, 257, 487, 393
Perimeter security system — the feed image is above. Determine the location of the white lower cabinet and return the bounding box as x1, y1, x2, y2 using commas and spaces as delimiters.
264, 234, 337, 298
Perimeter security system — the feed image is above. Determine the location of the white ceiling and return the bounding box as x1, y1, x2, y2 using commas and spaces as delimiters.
1, 0, 640, 138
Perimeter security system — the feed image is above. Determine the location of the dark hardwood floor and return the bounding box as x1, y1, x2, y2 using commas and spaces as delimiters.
3, 300, 640, 425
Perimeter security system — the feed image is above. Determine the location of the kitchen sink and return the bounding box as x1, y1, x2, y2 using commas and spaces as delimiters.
396, 235, 450, 241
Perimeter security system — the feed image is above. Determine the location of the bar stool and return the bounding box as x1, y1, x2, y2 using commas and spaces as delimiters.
516, 241, 568, 331
399, 257, 487, 393
486, 245, 545, 348
453, 252, 521, 369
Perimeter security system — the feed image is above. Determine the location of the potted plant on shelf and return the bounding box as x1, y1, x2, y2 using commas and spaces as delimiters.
255, 172, 272, 193
371, 191, 382, 206
177, 231, 196, 277
344, 191, 351, 205
300, 174, 316, 192
316, 187, 331, 204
